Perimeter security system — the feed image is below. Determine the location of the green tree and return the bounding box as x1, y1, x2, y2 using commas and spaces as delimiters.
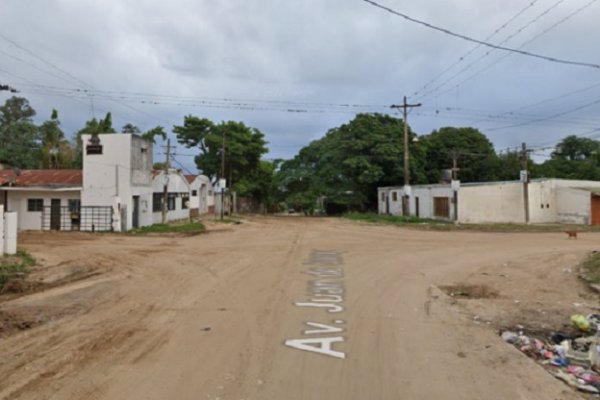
173, 116, 268, 190
0, 97, 40, 168
277, 113, 420, 212
39, 109, 75, 168
121, 123, 141, 133
535, 135, 600, 180
142, 126, 167, 143
421, 127, 497, 183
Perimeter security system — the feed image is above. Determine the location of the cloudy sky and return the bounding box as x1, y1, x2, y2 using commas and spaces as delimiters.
1, 0, 599, 172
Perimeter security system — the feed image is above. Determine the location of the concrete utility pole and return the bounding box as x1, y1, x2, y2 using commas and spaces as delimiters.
161, 138, 171, 224
520, 142, 530, 224
391, 96, 421, 216
449, 149, 461, 223
220, 132, 225, 221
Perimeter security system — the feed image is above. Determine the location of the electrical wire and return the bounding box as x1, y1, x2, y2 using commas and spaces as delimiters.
362, 0, 600, 69
411, 0, 541, 98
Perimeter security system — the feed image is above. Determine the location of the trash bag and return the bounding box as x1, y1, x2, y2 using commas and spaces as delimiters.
571, 314, 592, 333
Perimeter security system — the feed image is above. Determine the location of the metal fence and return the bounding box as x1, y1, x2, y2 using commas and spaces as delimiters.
42, 206, 113, 232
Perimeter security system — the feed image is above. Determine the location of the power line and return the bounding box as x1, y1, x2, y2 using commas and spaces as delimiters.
362, 0, 600, 69
411, 0, 541, 98
416, 0, 599, 102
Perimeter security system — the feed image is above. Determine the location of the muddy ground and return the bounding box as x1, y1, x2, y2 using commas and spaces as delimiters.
0, 217, 599, 399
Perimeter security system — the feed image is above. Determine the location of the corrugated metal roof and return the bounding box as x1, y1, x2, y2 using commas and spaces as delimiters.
0, 169, 82, 187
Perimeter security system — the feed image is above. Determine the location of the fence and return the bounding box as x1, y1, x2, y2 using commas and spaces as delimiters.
42, 206, 113, 232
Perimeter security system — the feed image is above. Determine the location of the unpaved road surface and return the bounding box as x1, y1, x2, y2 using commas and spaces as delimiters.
1, 217, 599, 399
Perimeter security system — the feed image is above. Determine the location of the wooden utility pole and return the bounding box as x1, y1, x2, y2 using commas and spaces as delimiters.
521, 142, 530, 224
391, 96, 421, 216
161, 138, 171, 224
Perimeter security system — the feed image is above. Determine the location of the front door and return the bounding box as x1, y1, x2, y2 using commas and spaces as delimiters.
50, 199, 61, 230
591, 195, 600, 225
132, 196, 140, 229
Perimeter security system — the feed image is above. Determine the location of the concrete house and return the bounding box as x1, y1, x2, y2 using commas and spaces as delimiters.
0, 170, 83, 231
186, 174, 214, 215
152, 169, 191, 224
81, 133, 154, 231
378, 178, 600, 225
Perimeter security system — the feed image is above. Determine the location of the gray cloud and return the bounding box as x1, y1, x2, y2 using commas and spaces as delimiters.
1, 0, 599, 172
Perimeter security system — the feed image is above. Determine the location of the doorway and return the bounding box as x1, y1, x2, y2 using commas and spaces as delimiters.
132, 196, 140, 229
50, 199, 61, 230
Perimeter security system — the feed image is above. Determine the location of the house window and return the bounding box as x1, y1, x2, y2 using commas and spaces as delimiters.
152, 193, 163, 212
392, 192, 398, 202
27, 199, 43, 212
68, 199, 80, 212
167, 193, 176, 210
381, 192, 385, 201
192, 190, 198, 196
208, 190, 213, 196
182, 196, 189, 209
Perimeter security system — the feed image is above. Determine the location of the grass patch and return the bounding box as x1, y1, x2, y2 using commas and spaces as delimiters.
0, 250, 35, 289
581, 252, 600, 284
343, 212, 600, 233
130, 221, 206, 235
343, 212, 451, 225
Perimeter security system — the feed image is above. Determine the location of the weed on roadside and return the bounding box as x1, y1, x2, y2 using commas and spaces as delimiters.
0, 250, 35, 289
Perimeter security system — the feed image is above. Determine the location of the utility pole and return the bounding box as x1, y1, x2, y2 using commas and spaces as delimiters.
220, 132, 225, 221
161, 138, 171, 224
449, 149, 461, 223
520, 142, 530, 224
391, 96, 421, 216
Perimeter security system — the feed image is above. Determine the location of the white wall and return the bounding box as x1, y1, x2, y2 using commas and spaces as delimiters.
188, 175, 213, 213
152, 170, 191, 224
458, 182, 524, 224
413, 186, 455, 220
528, 180, 557, 223
3, 189, 80, 231
82, 133, 153, 231
556, 187, 590, 224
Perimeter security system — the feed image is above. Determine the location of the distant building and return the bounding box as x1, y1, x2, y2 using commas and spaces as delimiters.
151, 169, 191, 224
378, 178, 600, 225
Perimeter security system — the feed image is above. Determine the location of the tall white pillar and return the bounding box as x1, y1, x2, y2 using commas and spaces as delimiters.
4, 212, 17, 255
0, 205, 4, 256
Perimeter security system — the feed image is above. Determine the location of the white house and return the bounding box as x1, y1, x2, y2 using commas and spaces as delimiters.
152, 169, 191, 224
0, 133, 156, 232
378, 178, 600, 225
186, 174, 214, 215
0, 169, 83, 231
81, 133, 154, 231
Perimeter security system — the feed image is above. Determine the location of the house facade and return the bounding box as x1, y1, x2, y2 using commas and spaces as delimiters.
0, 170, 83, 231
81, 133, 154, 231
152, 169, 191, 224
186, 175, 214, 214
378, 178, 600, 225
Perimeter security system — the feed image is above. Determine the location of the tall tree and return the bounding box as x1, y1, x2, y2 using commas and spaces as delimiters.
174, 116, 268, 189
0, 97, 40, 168
39, 109, 75, 169
421, 127, 497, 183
277, 113, 420, 211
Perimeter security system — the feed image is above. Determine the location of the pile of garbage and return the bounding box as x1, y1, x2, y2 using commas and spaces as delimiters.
502, 314, 600, 394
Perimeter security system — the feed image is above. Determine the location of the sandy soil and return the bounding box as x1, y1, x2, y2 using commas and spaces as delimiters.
1, 216, 599, 400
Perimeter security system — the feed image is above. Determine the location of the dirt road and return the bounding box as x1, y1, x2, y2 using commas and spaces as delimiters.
1, 217, 599, 399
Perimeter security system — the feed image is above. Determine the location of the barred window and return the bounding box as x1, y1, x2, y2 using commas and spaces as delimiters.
27, 199, 43, 212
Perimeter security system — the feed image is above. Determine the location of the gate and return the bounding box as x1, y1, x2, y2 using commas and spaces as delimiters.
42, 206, 113, 231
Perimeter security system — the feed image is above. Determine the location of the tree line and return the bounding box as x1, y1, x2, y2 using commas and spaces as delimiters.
2, 96, 599, 212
